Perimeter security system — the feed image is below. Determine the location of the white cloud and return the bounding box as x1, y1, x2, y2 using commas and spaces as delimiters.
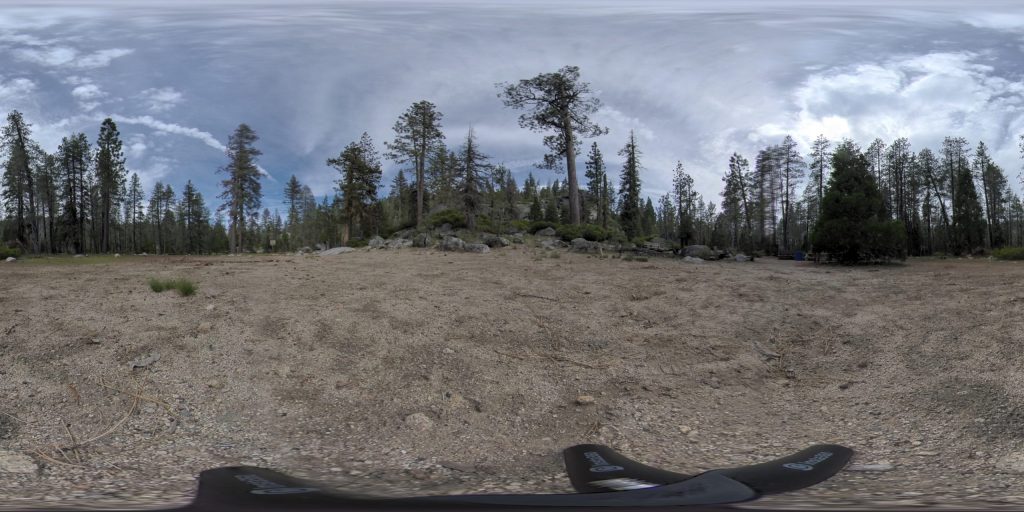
754, 51, 1024, 180
77, 48, 133, 68
71, 83, 103, 100
112, 115, 274, 179
14, 46, 133, 69
139, 87, 184, 112
0, 77, 36, 102
127, 133, 147, 159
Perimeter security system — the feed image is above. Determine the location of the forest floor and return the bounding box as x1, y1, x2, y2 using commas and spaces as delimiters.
2, 246, 1024, 509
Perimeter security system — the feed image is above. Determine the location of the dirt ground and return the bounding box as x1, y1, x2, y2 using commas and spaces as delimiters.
2, 244, 1024, 510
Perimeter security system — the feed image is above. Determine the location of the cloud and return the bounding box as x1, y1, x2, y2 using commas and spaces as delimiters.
71, 83, 103, 100
753, 51, 1024, 174
112, 115, 274, 179
14, 46, 133, 69
139, 87, 183, 112
0, 77, 35, 102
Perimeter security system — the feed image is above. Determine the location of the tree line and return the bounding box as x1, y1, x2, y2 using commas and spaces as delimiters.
3, 65, 1024, 255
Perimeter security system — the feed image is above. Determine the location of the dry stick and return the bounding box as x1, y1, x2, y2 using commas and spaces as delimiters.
94, 378, 179, 418
33, 448, 85, 468
62, 420, 83, 463
80, 391, 140, 446
0, 411, 25, 423
513, 292, 558, 302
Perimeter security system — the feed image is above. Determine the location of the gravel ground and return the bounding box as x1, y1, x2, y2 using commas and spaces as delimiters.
2, 245, 1024, 509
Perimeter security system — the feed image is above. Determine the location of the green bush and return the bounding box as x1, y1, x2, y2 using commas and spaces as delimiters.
557, 224, 582, 241
428, 209, 467, 229
510, 220, 531, 232
347, 238, 369, 248
528, 220, 557, 234
148, 278, 198, 297
580, 225, 610, 242
0, 246, 20, 259
993, 247, 1024, 260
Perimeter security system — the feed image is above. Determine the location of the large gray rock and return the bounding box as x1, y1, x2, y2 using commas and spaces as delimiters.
386, 238, 413, 250
644, 238, 669, 251
368, 236, 386, 249
683, 256, 705, 264
319, 247, 356, 256
540, 239, 568, 250
4, 257, 14, 263
440, 236, 465, 252
570, 238, 602, 254
511, 233, 525, 244
392, 228, 416, 240
735, 253, 750, 262
536, 227, 556, 237
465, 243, 491, 253
684, 245, 716, 260
413, 232, 433, 248
482, 234, 510, 248
439, 223, 454, 236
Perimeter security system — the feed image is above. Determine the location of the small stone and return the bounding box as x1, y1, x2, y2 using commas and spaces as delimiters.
404, 412, 433, 431
575, 395, 596, 406
679, 425, 692, 434
838, 382, 850, 390
197, 322, 213, 333
277, 409, 288, 417
207, 379, 224, 389
442, 348, 455, 355
128, 352, 160, 369
205, 304, 215, 311
910, 440, 922, 447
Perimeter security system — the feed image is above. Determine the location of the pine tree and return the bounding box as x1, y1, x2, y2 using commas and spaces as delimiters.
284, 174, 302, 231
125, 172, 144, 253
329, 132, 382, 243
94, 118, 125, 252
722, 153, 754, 250
812, 140, 906, 264
384, 101, 444, 229
57, 133, 91, 254
584, 142, 611, 228
456, 128, 491, 231
498, 66, 607, 225
952, 164, 985, 255
529, 195, 543, 222
218, 124, 263, 253
617, 131, 643, 240
1, 111, 38, 250
777, 135, 805, 252
672, 161, 696, 248
181, 180, 208, 253
806, 135, 831, 230
641, 197, 657, 237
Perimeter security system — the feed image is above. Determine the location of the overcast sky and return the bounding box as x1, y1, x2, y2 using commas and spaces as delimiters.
2, 1, 1024, 214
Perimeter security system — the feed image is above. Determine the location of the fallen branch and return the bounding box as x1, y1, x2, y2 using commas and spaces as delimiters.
33, 448, 85, 468
513, 292, 558, 302
95, 378, 178, 418
81, 392, 140, 446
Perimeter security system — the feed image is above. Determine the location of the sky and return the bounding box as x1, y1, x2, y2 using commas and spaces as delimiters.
2, 0, 1024, 215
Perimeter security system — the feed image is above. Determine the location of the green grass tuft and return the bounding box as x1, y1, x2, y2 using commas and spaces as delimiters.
148, 277, 198, 296
993, 247, 1024, 260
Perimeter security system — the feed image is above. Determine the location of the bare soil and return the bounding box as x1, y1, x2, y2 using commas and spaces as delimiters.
2, 246, 1024, 509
